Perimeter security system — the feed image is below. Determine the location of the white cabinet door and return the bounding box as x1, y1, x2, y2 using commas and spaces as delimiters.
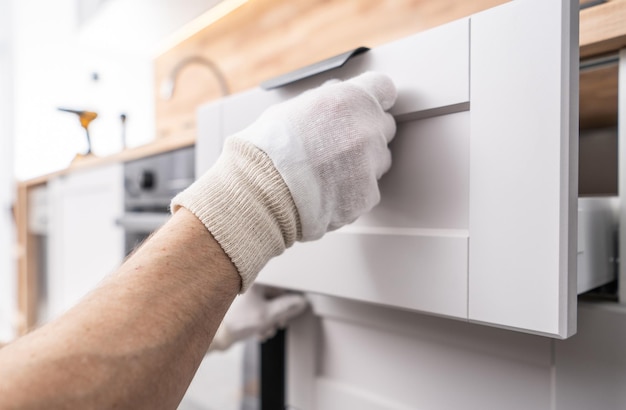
196, 0, 577, 338
47, 164, 124, 320
467, 0, 578, 339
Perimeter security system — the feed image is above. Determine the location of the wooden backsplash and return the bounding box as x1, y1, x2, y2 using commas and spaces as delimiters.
153, 0, 507, 141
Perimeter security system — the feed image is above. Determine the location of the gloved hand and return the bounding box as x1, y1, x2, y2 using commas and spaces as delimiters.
208, 285, 308, 352
172, 72, 397, 292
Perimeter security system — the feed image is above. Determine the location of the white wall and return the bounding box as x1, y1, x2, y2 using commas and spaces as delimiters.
12, 0, 156, 180
12, 0, 225, 181
0, 0, 16, 343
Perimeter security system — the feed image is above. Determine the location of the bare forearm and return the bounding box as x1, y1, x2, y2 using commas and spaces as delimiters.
0, 72, 397, 409
0, 208, 240, 410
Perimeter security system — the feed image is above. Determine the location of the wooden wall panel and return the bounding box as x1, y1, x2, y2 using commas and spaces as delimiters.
580, 0, 626, 58
15, 182, 40, 335
580, 64, 619, 130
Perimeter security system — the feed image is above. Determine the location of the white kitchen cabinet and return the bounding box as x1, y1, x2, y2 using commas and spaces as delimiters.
287, 295, 556, 410
197, 0, 577, 339
47, 164, 124, 320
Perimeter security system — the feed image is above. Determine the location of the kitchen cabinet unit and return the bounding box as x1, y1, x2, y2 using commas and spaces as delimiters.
197, 0, 578, 338
46, 164, 124, 320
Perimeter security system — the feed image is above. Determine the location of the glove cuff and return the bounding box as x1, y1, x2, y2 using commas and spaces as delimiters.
171, 137, 301, 293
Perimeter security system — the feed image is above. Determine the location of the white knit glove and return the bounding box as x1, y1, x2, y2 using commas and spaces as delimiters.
208, 285, 308, 352
172, 72, 397, 292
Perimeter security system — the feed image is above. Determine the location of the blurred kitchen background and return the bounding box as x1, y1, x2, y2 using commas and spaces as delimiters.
1, 0, 623, 409
10, 0, 234, 180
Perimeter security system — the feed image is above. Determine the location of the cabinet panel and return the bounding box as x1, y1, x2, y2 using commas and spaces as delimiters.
260, 111, 470, 318
334, 18, 469, 118
577, 198, 618, 294
47, 164, 124, 320
468, 0, 578, 338
287, 295, 553, 410
262, 232, 468, 319
196, 102, 223, 176
356, 112, 469, 231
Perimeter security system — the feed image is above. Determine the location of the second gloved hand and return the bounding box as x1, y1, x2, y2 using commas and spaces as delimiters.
172, 72, 397, 292
208, 285, 308, 352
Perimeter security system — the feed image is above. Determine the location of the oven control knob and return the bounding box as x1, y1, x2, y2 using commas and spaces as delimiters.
140, 170, 155, 190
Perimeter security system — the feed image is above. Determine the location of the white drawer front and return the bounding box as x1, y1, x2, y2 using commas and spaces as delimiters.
258, 111, 471, 318
357, 112, 469, 231
228, 24, 473, 320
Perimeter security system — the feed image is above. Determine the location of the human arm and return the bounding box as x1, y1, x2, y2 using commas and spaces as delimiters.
0, 208, 239, 409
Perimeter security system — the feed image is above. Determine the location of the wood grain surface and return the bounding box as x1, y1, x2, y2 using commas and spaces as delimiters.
580, 63, 619, 130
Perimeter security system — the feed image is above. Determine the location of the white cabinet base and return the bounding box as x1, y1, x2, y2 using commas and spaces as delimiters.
47, 164, 124, 321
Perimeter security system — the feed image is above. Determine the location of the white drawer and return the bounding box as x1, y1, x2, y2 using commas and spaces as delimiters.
217, 19, 469, 138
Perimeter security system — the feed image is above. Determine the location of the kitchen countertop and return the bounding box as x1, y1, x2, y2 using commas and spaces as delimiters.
19, 134, 196, 188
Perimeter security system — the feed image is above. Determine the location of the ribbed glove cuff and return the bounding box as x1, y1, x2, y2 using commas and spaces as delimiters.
171, 137, 301, 293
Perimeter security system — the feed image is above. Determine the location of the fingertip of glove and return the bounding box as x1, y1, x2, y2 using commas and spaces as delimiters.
348, 71, 397, 111
267, 294, 309, 320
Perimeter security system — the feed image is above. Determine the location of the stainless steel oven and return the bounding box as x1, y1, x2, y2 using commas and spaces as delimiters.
117, 146, 195, 255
